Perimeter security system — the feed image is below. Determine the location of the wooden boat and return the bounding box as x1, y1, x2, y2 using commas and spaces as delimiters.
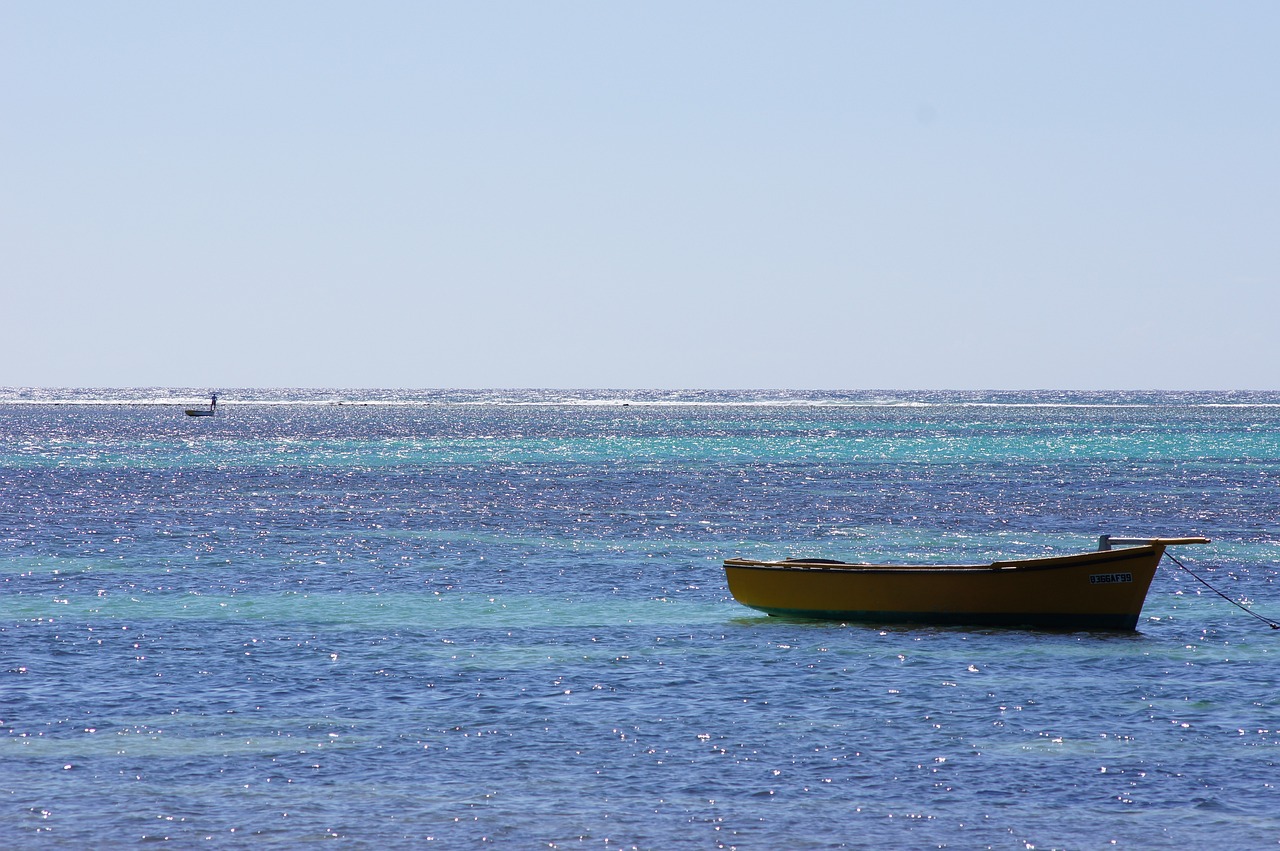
723, 536, 1210, 630
185, 394, 218, 417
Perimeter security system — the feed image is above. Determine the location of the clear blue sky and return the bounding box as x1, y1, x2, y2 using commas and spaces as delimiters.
4, 1, 1277, 389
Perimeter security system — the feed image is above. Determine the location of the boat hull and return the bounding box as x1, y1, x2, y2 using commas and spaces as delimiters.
185, 410, 215, 417
724, 545, 1169, 630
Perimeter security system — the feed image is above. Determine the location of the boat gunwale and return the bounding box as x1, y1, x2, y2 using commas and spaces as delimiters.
723, 545, 1163, 575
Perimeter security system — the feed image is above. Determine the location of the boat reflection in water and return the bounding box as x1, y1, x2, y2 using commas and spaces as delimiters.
724, 536, 1210, 630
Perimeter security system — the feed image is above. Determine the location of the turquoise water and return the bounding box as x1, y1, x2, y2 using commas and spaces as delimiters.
2, 389, 1278, 848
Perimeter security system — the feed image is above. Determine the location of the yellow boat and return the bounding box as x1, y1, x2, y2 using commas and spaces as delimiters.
723, 536, 1210, 630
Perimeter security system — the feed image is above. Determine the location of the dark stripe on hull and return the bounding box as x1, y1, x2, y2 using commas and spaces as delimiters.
751, 606, 1141, 631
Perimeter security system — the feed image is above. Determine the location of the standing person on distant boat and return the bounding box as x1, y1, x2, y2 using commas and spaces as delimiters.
211, 394, 218, 412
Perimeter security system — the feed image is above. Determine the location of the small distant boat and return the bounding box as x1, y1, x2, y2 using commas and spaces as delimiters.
723, 536, 1210, 630
185, 394, 218, 417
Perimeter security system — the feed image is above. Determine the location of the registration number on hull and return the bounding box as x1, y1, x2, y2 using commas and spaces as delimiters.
1089, 572, 1133, 585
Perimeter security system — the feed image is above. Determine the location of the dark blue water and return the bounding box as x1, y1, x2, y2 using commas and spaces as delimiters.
3, 390, 1278, 847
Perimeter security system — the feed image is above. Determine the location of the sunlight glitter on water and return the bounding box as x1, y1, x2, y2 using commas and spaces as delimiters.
3, 394, 1279, 846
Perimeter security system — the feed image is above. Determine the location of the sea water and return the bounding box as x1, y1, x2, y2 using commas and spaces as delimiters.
1, 389, 1278, 848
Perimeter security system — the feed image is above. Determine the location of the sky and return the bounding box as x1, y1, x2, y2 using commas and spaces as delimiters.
3, 1, 1278, 390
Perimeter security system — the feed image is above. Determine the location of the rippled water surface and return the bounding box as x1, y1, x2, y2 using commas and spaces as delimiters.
2, 389, 1278, 848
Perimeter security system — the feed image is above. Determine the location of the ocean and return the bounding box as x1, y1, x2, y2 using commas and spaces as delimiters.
2, 388, 1278, 848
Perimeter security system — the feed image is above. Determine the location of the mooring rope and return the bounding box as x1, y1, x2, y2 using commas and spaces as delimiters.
1163, 551, 1280, 629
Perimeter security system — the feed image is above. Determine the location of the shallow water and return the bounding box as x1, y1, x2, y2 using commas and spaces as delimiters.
2, 390, 1278, 847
